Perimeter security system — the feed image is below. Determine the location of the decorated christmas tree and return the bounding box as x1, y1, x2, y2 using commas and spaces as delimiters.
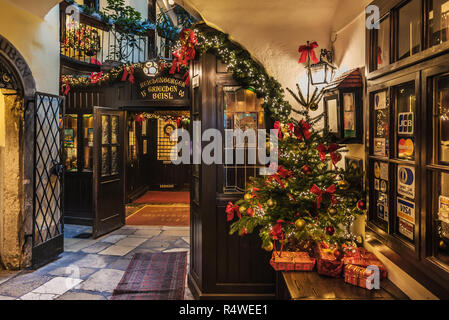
226, 82, 366, 256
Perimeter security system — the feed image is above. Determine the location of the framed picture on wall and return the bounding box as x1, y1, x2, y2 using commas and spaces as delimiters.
343, 92, 356, 138
345, 156, 363, 173
324, 94, 340, 138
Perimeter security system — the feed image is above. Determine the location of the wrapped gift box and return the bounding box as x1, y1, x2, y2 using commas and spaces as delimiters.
344, 264, 380, 289
342, 247, 388, 279
315, 243, 344, 278
270, 251, 316, 271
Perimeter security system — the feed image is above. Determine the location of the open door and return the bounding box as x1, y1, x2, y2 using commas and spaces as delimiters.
93, 107, 125, 238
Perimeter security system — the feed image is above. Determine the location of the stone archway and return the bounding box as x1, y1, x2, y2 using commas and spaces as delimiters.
0, 34, 36, 269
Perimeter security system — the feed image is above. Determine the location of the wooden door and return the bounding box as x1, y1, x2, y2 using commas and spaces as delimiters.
93, 107, 125, 238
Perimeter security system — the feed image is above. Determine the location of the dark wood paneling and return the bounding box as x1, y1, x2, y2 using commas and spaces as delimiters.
188, 52, 276, 299
64, 172, 93, 226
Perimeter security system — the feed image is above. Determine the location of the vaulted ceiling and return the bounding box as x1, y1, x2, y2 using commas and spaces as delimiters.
2, 0, 61, 18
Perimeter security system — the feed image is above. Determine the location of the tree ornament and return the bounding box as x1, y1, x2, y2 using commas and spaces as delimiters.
299, 142, 307, 150
240, 227, 248, 236
328, 207, 338, 216
356, 200, 367, 211
317, 162, 326, 170
239, 206, 247, 214
302, 165, 312, 175
263, 242, 274, 252
333, 249, 343, 260
338, 180, 350, 190
295, 218, 306, 231
244, 193, 252, 201
356, 236, 363, 245
246, 208, 255, 217
326, 226, 335, 236
266, 199, 276, 208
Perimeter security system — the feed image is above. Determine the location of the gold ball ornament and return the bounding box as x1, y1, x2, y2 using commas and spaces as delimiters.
328, 207, 338, 216
239, 206, 247, 214
266, 199, 276, 208
338, 180, 350, 190
295, 218, 306, 231
439, 240, 448, 251
299, 142, 307, 150
244, 193, 252, 201
263, 242, 274, 252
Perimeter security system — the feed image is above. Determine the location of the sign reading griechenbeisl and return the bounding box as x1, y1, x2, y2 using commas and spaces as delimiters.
138, 76, 188, 101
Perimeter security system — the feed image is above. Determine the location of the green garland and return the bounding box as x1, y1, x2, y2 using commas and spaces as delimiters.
194, 23, 292, 122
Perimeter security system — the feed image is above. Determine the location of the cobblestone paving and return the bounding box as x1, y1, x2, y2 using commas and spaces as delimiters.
0, 224, 192, 300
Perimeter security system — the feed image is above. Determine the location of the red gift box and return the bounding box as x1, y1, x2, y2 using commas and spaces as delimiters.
315, 243, 344, 278
270, 251, 316, 271
344, 264, 381, 289
342, 247, 388, 279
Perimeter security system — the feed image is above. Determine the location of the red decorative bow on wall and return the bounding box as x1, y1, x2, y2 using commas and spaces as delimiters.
61, 78, 70, 96
298, 42, 319, 64
310, 184, 337, 209
121, 65, 135, 84
90, 71, 103, 84
170, 28, 197, 85
226, 202, 241, 222
316, 143, 340, 164
90, 57, 102, 66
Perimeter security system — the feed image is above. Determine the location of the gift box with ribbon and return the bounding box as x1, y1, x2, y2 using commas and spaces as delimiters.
269, 251, 316, 271
315, 242, 344, 278
342, 247, 388, 279
344, 264, 380, 289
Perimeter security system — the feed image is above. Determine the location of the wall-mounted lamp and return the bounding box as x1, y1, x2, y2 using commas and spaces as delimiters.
307, 49, 337, 86
168, 0, 175, 6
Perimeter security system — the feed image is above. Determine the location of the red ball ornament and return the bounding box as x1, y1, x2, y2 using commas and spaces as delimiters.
333, 250, 343, 260
302, 165, 312, 175
246, 208, 255, 217
326, 226, 335, 236
356, 200, 366, 211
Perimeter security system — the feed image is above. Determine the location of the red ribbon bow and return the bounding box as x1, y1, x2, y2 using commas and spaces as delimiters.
226, 202, 241, 222
267, 165, 293, 189
270, 220, 287, 240
90, 71, 103, 84
170, 29, 197, 77
121, 66, 135, 84
287, 120, 312, 140
316, 143, 340, 164
274, 121, 283, 139
299, 120, 311, 140
298, 42, 319, 64
135, 114, 145, 122
90, 57, 102, 66
310, 184, 337, 209
61, 79, 70, 96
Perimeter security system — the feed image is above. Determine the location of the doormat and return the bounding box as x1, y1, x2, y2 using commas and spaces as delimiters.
126, 205, 190, 226
110, 252, 187, 300
133, 191, 190, 204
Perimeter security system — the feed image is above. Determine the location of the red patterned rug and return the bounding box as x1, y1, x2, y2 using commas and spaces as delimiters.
126, 205, 190, 226
133, 191, 190, 204
110, 252, 188, 300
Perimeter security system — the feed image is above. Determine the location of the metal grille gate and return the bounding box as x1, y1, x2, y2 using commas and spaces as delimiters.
32, 93, 65, 267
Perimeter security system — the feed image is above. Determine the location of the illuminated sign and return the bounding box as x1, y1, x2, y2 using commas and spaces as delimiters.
137, 76, 188, 101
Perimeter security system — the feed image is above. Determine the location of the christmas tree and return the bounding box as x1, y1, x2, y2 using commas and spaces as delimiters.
226, 83, 365, 255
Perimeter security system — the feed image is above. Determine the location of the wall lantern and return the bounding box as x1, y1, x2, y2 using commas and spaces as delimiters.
307, 49, 337, 86
323, 68, 364, 144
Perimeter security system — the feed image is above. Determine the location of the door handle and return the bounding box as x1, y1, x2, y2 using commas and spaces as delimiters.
50, 160, 64, 179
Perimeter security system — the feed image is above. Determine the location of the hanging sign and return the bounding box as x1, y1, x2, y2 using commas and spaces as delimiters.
397, 165, 415, 198
397, 197, 415, 224
399, 219, 414, 240
398, 138, 415, 158
137, 76, 188, 101
398, 112, 414, 135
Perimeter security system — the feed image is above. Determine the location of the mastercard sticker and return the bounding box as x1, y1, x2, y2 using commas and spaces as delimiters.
398, 138, 414, 158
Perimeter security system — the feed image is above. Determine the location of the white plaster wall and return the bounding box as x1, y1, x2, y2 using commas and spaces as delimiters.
0, 0, 60, 95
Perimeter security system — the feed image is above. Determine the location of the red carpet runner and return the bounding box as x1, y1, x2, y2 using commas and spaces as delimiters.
110, 252, 187, 300
126, 205, 190, 226
133, 191, 190, 204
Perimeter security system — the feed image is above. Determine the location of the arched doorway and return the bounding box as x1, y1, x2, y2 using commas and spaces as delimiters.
0, 35, 63, 270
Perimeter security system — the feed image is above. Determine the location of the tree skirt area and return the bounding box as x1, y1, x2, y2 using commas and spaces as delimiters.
111, 252, 187, 300
126, 204, 190, 226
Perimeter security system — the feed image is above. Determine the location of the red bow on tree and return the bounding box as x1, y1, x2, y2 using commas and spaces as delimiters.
90, 71, 103, 84
122, 66, 135, 84
226, 202, 241, 222
316, 143, 340, 164
298, 42, 319, 64
299, 120, 312, 140
267, 165, 292, 188
310, 184, 337, 209
270, 220, 287, 240
274, 121, 283, 139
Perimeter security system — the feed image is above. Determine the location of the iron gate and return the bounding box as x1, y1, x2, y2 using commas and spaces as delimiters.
32, 93, 65, 267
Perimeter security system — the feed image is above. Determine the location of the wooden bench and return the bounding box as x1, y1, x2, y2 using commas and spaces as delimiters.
276, 271, 409, 300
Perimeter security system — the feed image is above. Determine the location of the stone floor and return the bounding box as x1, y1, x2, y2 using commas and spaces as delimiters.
0, 224, 192, 300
